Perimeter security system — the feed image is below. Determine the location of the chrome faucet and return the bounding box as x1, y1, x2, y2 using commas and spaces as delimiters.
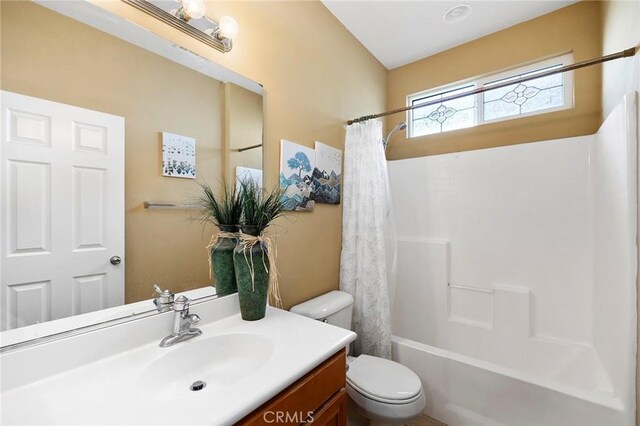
153, 284, 175, 313
159, 295, 202, 347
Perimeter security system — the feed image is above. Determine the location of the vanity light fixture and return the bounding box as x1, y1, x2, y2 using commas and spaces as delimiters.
121, 0, 238, 53
173, 0, 205, 21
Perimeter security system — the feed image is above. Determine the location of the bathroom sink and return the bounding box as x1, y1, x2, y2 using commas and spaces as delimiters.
2, 294, 357, 425
136, 333, 274, 399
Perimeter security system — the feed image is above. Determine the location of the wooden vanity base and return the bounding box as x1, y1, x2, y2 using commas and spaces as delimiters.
238, 349, 347, 425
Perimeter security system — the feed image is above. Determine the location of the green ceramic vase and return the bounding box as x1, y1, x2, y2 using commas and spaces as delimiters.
211, 224, 239, 296
234, 225, 270, 321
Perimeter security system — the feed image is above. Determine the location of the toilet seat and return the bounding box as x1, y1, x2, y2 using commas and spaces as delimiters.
348, 381, 424, 405
346, 355, 422, 404
346, 383, 426, 423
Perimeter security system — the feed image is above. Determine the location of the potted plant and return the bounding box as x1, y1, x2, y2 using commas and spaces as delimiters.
234, 178, 285, 320
194, 181, 242, 296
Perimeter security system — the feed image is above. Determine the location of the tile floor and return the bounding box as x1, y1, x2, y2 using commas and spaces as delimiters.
407, 415, 447, 426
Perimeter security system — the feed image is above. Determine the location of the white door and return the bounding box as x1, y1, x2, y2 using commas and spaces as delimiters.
0, 91, 125, 331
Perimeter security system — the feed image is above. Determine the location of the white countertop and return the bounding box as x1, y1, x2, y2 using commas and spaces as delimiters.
0, 295, 356, 425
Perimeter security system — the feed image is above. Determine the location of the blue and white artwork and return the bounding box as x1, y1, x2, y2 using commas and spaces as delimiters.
280, 140, 315, 212
162, 132, 196, 179
313, 142, 341, 204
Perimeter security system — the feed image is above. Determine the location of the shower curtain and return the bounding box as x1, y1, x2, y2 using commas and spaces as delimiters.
340, 119, 395, 359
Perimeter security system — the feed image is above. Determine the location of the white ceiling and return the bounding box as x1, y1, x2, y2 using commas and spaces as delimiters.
322, 1, 577, 69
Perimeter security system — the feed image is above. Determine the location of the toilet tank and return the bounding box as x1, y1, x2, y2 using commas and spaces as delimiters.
290, 290, 354, 330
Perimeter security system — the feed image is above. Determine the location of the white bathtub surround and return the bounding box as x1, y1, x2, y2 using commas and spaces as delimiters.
591, 92, 638, 414
341, 119, 395, 358
0, 293, 356, 425
388, 93, 638, 425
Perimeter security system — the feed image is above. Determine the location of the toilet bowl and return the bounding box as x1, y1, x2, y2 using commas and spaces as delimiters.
346, 355, 426, 423
290, 291, 426, 424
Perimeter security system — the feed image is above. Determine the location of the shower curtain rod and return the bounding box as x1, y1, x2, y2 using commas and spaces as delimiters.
347, 46, 638, 125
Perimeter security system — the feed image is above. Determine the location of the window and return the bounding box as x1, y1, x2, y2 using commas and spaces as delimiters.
410, 84, 477, 137
407, 54, 574, 138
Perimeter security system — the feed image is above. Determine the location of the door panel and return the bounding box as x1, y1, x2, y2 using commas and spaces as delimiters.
7, 160, 51, 255
7, 109, 51, 147
6, 280, 52, 329
72, 166, 106, 250
72, 273, 107, 316
73, 122, 107, 153
1, 90, 125, 331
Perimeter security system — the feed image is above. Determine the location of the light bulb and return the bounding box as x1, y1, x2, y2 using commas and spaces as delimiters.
217, 16, 239, 39
182, 0, 205, 20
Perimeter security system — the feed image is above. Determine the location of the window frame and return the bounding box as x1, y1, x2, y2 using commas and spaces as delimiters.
406, 53, 575, 138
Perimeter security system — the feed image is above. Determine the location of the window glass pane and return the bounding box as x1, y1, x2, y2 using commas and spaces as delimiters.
526, 72, 562, 90
413, 89, 475, 113
441, 107, 475, 132
521, 64, 562, 78
483, 98, 520, 121
482, 63, 565, 121
483, 82, 518, 102
410, 84, 475, 136
412, 117, 441, 137
413, 106, 431, 120
442, 85, 476, 110
520, 85, 564, 114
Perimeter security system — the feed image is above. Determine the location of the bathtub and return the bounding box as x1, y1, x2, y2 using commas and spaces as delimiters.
392, 336, 627, 425
387, 94, 637, 425
389, 243, 631, 426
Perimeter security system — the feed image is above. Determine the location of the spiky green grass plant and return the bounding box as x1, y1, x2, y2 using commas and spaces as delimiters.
238, 178, 285, 234
194, 180, 242, 227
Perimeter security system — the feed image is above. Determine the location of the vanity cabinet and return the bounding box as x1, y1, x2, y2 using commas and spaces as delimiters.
239, 349, 347, 425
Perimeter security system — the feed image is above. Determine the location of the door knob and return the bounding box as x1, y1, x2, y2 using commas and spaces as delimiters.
110, 256, 122, 265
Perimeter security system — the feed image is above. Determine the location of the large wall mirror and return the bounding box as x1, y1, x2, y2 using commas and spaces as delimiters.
0, 0, 263, 346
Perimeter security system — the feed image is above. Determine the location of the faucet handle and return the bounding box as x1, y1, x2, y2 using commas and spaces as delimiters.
188, 313, 201, 325
173, 295, 190, 312
153, 284, 174, 311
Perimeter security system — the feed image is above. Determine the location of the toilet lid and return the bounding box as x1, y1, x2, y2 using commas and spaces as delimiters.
346, 355, 422, 403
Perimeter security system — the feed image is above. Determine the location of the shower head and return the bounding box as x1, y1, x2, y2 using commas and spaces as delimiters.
383, 122, 407, 149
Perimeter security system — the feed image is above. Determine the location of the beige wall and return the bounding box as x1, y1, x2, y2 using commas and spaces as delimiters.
90, 0, 388, 309
385, 0, 602, 160
600, 0, 640, 422
0, 1, 222, 303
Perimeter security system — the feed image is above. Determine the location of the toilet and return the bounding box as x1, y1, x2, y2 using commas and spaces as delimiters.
290, 291, 426, 424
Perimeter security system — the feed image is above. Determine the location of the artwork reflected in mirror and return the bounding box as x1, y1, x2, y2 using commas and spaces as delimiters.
0, 0, 263, 338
